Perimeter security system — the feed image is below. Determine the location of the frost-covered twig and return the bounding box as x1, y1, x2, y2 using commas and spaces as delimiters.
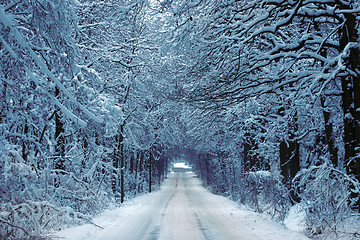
0, 35, 87, 127
0, 219, 35, 239
0, 8, 103, 125
76, 215, 103, 229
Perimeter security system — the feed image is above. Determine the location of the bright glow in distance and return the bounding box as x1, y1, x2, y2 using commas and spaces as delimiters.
174, 162, 187, 168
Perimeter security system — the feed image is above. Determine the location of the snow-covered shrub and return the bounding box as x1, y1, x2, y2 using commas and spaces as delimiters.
52, 147, 113, 216
295, 163, 360, 238
236, 171, 291, 221
123, 170, 138, 199
1, 200, 78, 240
201, 153, 291, 221
0, 139, 110, 239
206, 158, 230, 194
0, 148, 46, 239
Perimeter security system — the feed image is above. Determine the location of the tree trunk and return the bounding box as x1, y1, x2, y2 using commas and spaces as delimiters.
135, 151, 139, 180
22, 124, 28, 163
54, 87, 65, 188
120, 124, 125, 203
81, 133, 88, 171
164, 156, 168, 179
0, 81, 6, 123
157, 155, 161, 185
280, 111, 300, 203
243, 131, 259, 171
320, 96, 338, 167
339, 3, 360, 211
313, 23, 338, 167
112, 144, 118, 195
204, 154, 209, 186
198, 153, 208, 185
280, 139, 300, 203
243, 138, 252, 172
149, 150, 152, 193
137, 151, 145, 193
130, 152, 134, 173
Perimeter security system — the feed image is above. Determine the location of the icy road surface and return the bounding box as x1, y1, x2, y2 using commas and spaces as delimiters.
55, 172, 309, 240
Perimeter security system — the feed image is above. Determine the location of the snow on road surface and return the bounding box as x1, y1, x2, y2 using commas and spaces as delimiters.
54, 172, 310, 240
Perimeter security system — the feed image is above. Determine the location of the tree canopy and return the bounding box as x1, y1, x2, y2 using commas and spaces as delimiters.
1, 0, 360, 239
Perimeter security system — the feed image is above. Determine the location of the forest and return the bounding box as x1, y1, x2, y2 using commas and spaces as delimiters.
0, 0, 360, 239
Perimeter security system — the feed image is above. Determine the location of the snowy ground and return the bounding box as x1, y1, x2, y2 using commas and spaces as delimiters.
52, 172, 310, 240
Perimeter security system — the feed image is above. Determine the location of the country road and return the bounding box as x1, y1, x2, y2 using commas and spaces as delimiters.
98, 171, 260, 240
55, 171, 309, 240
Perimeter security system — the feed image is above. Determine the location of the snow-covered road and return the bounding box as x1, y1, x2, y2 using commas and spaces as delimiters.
55, 172, 310, 240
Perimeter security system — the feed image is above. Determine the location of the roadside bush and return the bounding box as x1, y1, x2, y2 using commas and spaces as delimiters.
294, 163, 360, 238
0, 144, 107, 239
235, 171, 291, 221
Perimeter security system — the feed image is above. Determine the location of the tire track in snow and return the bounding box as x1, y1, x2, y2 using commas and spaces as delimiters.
147, 173, 179, 240
157, 172, 207, 240
183, 176, 211, 240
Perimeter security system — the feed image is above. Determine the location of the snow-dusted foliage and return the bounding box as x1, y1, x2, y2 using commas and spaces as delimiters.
1, 0, 360, 238
157, 0, 360, 238
0, 141, 108, 239
240, 171, 290, 221
295, 163, 360, 238
0, 1, 107, 238
0, 0, 173, 238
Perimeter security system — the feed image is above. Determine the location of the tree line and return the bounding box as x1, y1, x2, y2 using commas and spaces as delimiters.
160, 0, 360, 237
0, 1, 176, 239
1, 0, 360, 239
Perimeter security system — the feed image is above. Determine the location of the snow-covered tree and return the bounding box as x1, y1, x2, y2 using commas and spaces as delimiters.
154, 0, 360, 236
